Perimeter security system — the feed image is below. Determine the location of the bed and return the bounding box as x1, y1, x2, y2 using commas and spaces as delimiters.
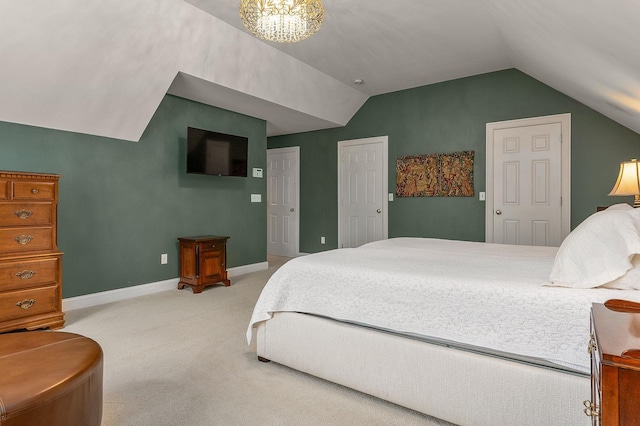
247, 205, 640, 426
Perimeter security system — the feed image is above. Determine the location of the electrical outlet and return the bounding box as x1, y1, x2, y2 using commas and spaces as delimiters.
161, 253, 168, 264
321, 236, 326, 244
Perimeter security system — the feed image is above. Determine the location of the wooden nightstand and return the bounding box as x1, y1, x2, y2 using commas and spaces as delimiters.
587, 300, 640, 425
177, 236, 230, 294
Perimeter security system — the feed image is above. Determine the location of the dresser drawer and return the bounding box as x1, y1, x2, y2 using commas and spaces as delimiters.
12, 181, 56, 200
0, 256, 60, 292
0, 285, 59, 322
0, 203, 53, 227
0, 227, 53, 254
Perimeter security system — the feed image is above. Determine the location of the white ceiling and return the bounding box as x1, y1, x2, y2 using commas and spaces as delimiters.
1, 0, 639, 141
187, 0, 513, 97
185, 0, 640, 136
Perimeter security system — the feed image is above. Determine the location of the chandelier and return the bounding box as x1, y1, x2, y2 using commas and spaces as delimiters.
239, 0, 325, 43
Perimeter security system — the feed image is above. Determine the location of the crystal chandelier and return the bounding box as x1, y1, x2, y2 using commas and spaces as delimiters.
239, 0, 325, 43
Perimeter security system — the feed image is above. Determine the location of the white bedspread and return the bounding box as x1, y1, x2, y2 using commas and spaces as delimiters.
247, 238, 640, 373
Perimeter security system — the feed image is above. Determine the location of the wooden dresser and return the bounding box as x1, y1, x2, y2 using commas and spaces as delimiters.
587, 300, 640, 425
177, 236, 230, 294
0, 171, 64, 332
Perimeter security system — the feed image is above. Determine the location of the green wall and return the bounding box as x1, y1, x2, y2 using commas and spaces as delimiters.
269, 69, 640, 253
0, 95, 267, 298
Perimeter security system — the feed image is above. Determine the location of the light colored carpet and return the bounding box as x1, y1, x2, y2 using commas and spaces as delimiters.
64, 256, 455, 426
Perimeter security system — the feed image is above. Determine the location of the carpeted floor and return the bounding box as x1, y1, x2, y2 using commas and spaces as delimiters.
64, 256, 455, 426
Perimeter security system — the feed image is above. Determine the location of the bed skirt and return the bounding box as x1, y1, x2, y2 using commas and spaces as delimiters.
255, 312, 590, 426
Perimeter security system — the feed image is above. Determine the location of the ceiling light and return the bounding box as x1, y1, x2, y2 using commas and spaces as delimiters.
239, 0, 325, 43
353, 79, 365, 85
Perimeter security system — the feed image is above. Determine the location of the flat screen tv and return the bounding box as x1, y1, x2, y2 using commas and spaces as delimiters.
186, 127, 249, 177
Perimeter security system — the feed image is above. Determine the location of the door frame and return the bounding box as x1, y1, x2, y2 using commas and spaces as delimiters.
337, 136, 389, 248
266, 146, 300, 257
485, 113, 571, 243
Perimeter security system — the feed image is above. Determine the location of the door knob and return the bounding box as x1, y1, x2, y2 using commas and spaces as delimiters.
290, 208, 295, 212
496, 210, 502, 215
377, 209, 382, 214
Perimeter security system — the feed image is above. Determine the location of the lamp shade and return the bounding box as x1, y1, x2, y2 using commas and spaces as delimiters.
609, 159, 640, 207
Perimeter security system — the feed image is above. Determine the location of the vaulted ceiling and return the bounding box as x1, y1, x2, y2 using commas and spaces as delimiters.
1, 0, 639, 141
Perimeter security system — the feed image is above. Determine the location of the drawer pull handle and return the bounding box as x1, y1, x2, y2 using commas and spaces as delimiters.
588, 334, 597, 354
14, 235, 33, 245
16, 299, 36, 310
583, 400, 600, 418
31, 188, 39, 194
14, 209, 33, 219
15, 270, 36, 280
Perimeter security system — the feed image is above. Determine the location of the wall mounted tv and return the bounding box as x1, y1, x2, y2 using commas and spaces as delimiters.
186, 127, 248, 177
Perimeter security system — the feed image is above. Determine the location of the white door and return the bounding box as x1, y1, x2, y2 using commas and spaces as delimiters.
486, 114, 571, 246
267, 147, 299, 257
338, 136, 388, 248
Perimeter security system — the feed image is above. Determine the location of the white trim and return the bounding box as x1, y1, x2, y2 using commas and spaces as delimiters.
62, 261, 269, 311
337, 136, 389, 248
485, 113, 571, 243
228, 261, 269, 277
266, 146, 301, 257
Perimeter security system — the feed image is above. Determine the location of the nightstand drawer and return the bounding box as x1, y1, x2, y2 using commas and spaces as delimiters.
0, 203, 53, 227
0, 256, 60, 291
200, 241, 224, 252
0, 285, 59, 322
12, 181, 56, 200
0, 227, 54, 254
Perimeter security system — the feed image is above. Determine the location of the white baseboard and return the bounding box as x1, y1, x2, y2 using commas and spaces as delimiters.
228, 261, 269, 277
62, 261, 269, 312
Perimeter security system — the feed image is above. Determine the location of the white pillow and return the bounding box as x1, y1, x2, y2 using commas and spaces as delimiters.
548, 207, 640, 288
601, 254, 640, 290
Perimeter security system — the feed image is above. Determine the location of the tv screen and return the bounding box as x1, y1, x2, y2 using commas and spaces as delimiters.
186, 127, 248, 177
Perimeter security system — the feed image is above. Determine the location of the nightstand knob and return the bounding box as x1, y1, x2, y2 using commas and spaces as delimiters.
588, 334, 597, 354
583, 400, 600, 418
31, 188, 39, 194
211, 244, 216, 248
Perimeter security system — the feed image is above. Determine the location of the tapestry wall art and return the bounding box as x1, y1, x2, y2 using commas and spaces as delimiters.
396, 151, 474, 197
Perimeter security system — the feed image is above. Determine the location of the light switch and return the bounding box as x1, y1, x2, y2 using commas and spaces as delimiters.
479, 192, 486, 201
252, 168, 263, 178
251, 194, 262, 203
388, 193, 394, 202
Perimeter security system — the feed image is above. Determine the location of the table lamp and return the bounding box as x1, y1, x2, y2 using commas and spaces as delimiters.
609, 159, 640, 207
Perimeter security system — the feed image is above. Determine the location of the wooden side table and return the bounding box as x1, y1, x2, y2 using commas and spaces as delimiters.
587, 300, 640, 425
177, 236, 230, 294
